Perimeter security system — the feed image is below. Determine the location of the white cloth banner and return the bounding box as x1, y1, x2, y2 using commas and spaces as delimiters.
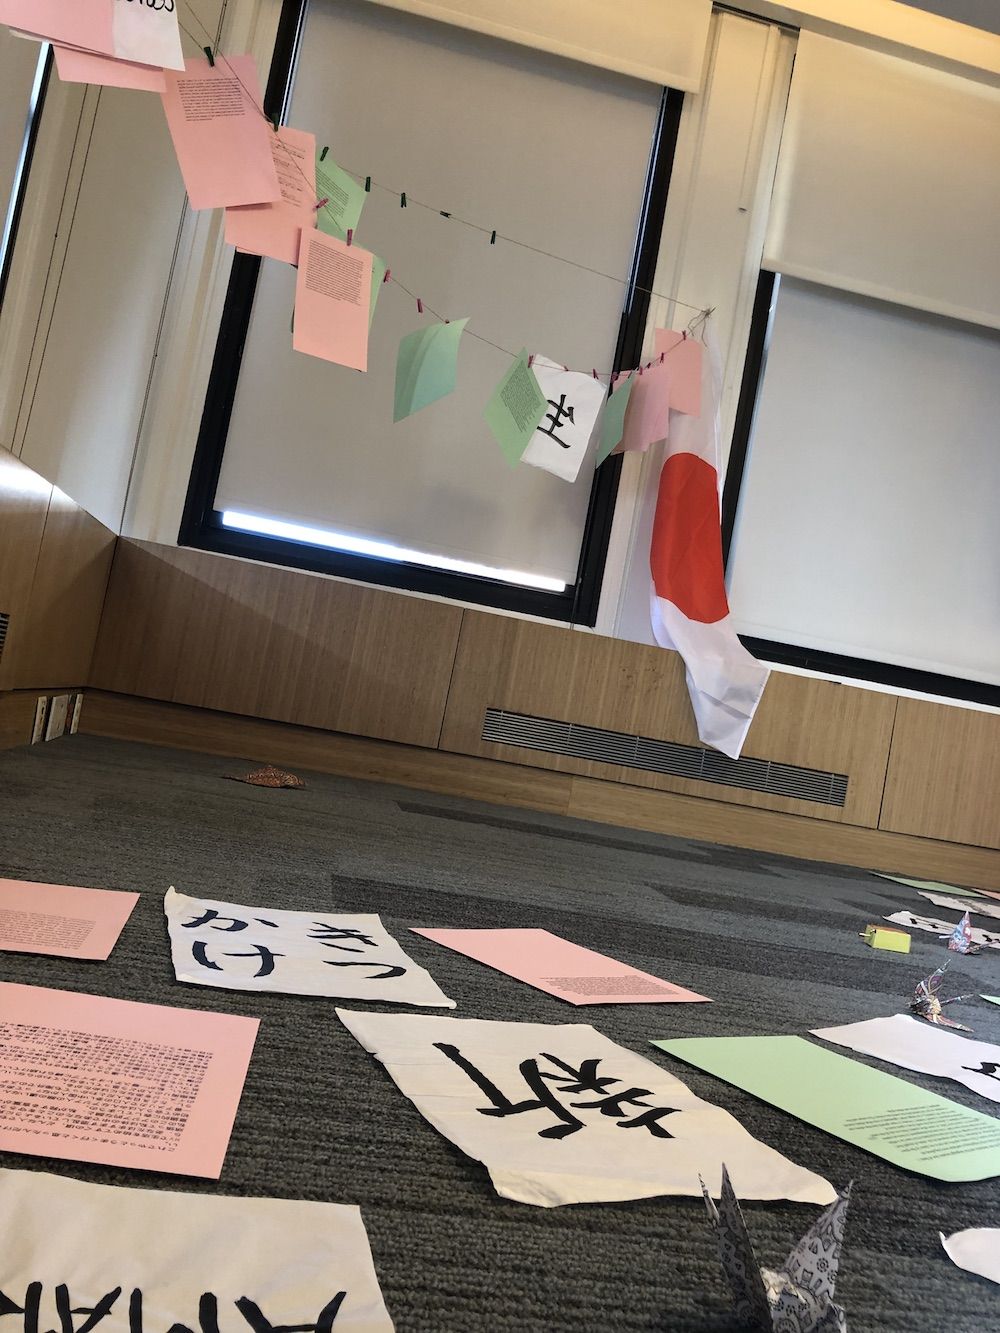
649, 335, 769, 759
884, 910, 1000, 950
813, 1014, 1000, 1105
337, 1010, 835, 1208
520, 356, 606, 482
0, 1167, 394, 1331
165, 888, 454, 1007
941, 1228, 1000, 1287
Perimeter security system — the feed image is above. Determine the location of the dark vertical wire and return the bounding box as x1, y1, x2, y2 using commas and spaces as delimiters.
569, 85, 685, 627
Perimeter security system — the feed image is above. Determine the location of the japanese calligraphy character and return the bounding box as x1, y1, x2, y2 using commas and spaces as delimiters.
181, 910, 278, 932
307, 924, 378, 952
192, 941, 284, 977
434, 1044, 681, 1140
235, 1295, 346, 1333
323, 960, 406, 980
535, 394, 575, 448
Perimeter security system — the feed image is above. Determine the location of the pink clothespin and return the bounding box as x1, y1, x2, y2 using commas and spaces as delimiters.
416, 297, 424, 314
611, 371, 619, 384
527, 354, 535, 368
383, 268, 391, 284
346, 228, 353, 246
592, 368, 598, 379
659, 351, 665, 363
315, 197, 329, 211
638, 365, 644, 376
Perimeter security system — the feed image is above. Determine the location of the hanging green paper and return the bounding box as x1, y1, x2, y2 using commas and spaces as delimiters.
484, 349, 547, 466
394, 318, 470, 422
316, 152, 367, 242
595, 375, 634, 464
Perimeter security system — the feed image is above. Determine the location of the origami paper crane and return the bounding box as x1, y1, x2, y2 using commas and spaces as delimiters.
946, 911, 981, 955
702, 1164, 852, 1332
226, 765, 306, 789
911, 965, 973, 1031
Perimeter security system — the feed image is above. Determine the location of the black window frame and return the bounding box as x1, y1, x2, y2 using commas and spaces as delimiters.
0, 42, 52, 312
179, 0, 684, 624
723, 268, 1000, 709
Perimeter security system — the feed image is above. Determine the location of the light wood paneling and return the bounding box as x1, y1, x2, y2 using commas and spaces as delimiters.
0, 448, 52, 687
880, 699, 1000, 850
90, 541, 465, 749
0, 692, 37, 749
439, 611, 897, 827
80, 691, 1000, 889
6, 490, 116, 688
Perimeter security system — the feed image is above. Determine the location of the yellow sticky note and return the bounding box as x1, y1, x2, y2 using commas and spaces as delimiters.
862, 924, 911, 953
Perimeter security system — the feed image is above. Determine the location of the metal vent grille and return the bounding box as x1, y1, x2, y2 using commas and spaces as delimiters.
0, 613, 8, 663
482, 708, 849, 807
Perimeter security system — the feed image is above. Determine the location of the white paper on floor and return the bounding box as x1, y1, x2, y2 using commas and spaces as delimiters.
166, 887, 454, 1007
884, 911, 1000, 950
941, 1228, 1000, 1287
0, 1166, 394, 1331
813, 1013, 1000, 1104
919, 891, 1000, 922
336, 1010, 835, 1208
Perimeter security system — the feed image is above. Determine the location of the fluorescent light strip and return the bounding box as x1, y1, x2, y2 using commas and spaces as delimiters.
220, 510, 567, 593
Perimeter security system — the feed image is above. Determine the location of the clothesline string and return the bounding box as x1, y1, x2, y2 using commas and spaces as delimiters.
175, 5, 712, 375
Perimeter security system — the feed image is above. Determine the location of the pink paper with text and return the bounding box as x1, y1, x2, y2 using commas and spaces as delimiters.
0, 983, 258, 1178
412, 927, 711, 1005
0, 878, 139, 960
225, 126, 316, 265
293, 230, 372, 370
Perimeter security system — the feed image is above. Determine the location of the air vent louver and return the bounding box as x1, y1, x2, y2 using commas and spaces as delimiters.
0, 613, 9, 663
482, 708, 848, 807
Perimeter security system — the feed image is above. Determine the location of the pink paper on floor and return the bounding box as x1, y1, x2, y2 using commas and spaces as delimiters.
54, 45, 166, 93
293, 230, 372, 370
0, 982, 258, 1178
411, 927, 711, 1005
160, 56, 281, 210
225, 126, 316, 265
0, 0, 113, 54
0, 878, 139, 960
616, 360, 672, 454
653, 329, 703, 416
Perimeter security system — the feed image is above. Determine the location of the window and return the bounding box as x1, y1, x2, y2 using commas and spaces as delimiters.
181, 0, 682, 620
0, 31, 49, 308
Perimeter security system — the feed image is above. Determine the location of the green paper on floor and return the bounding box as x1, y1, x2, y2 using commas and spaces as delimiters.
652, 1034, 1000, 1182
484, 349, 547, 465
393, 318, 469, 422
596, 375, 634, 464
316, 153, 366, 242
982, 996, 1000, 1007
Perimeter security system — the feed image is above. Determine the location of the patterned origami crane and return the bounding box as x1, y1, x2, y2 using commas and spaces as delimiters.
702, 1164, 852, 1333
911, 964, 973, 1031
226, 765, 306, 789
946, 911, 981, 955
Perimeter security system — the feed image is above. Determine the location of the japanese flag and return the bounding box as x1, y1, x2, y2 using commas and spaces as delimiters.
521, 356, 607, 483
649, 336, 769, 758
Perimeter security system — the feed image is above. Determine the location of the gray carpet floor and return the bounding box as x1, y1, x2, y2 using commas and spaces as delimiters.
1, 733, 999, 1332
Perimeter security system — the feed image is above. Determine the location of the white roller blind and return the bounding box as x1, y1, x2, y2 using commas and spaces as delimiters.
764, 32, 1000, 329
0, 26, 42, 256
215, 0, 661, 586
727, 277, 1000, 687
362, 0, 712, 90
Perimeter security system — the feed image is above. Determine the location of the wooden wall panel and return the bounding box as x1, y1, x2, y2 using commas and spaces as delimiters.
0, 692, 37, 749
439, 611, 897, 827
90, 541, 465, 749
880, 699, 1000, 850
0, 447, 116, 690
80, 692, 1000, 889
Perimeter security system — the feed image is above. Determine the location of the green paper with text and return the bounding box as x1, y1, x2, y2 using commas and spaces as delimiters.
596, 376, 634, 464
652, 1034, 1000, 1182
394, 319, 469, 422
316, 153, 366, 242
484, 349, 547, 466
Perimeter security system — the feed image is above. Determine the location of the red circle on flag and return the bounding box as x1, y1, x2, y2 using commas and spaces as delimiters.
650, 453, 730, 624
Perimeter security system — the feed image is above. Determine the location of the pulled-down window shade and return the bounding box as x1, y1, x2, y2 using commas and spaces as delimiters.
727, 276, 1000, 688
360, 0, 712, 90
214, 0, 662, 589
763, 31, 1000, 331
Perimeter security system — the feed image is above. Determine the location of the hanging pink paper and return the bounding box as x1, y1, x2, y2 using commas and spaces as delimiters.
654, 329, 703, 416
160, 56, 282, 210
293, 230, 372, 370
616, 359, 671, 454
0, 982, 258, 1178
0, 0, 113, 55
225, 126, 317, 265
411, 927, 711, 1006
54, 45, 166, 93
0, 878, 138, 960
